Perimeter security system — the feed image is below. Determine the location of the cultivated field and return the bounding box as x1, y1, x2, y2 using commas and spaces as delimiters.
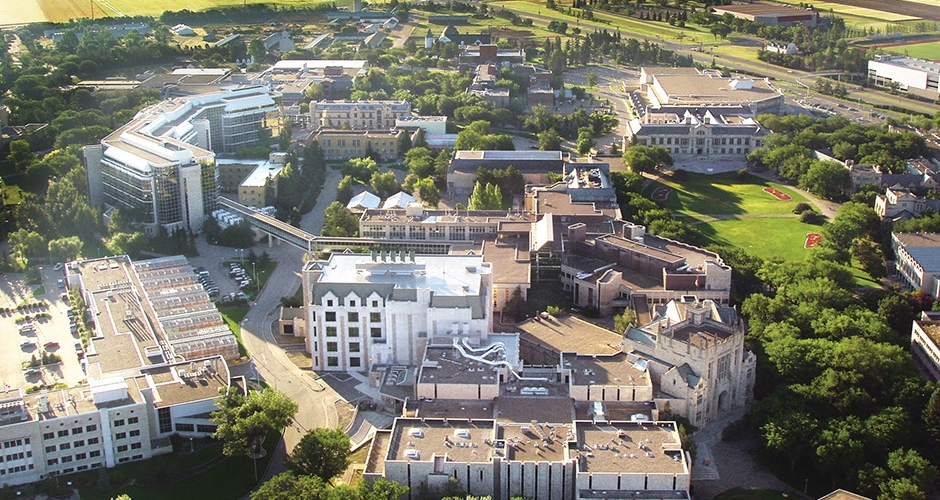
2, 0, 333, 24
883, 39, 940, 59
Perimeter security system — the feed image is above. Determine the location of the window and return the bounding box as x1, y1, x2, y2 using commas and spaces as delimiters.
129, 430, 140, 437
128, 417, 139, 424
59, 443, 70, 451
46, 459, 58, 466
326, 299, 334, 307
350, 357, 361, 368
131, 443, 142, 450
348, 327, 359, 337
327, 357, 339, 367
61, 456, 72, 463
119, 457, 129, 463
349, 300, 356, 307
113, 419, 125, 427
325, 311, 336, 322
372, 300, 379, 307
175, 423, 195, 432
86, 425, 97, 432
71, 427, 82, 435
349, 343, 360, 353
92, 461, 102, 468
157, 407, 172, 434
88, 438, 99, 445
132, 455, 144, 461
327, 342, 338, 352
78, 465, 88, 471
369, 312, 381, 323
370, 328, 382, 338
43, 432, 54, 440
45, 446, 55, 453
117, 445, 128, 453
197, 424, 217, 433
57, 431, 68, 438
115, 433, 126, 440
347, 312, 359, 322
74, 440, 84, 448
90, 451, 101, 458
75, 453, 86, 460
326, 327, 337, 337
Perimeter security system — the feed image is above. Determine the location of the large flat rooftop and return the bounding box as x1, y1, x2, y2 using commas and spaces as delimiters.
576, 422, 686, 474
419, 345, 503, 387
565, 353, 651, 388
387, 419, 495, 463
518, 315, 623, 356
653, 74, 781, 105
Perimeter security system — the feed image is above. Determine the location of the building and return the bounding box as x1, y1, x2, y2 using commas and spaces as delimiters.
302, 253, 494, 371
891, 232, 940, 300
639, 67, 785, 115
0, 255, 239, 487
447, 151, 566, 195
623, 298, 756, 428
562, 226, 732, 315
313, 129, 402, 161
262, 30, 294, 54
874, 185, 940, 220
395, 116, 448, 136
765, 42, 798, 55
236, 161, 283, 208
83, 87, 278, 236
347, 191, 381, 212
868, 54, 940, 100
910, 311, 940, 381
438, 25, 491, 46
709, 4, 820, 27
365, 417, 690, 500
625, 106, 768, 164
310, 100, 411, 130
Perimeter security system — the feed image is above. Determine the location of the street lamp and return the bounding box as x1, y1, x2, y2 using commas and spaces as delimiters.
252, 261, 258, 296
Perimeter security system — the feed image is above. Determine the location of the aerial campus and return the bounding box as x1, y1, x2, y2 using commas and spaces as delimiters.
2, 0, 940, 499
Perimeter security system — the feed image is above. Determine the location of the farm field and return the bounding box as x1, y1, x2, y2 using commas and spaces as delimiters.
774, 0, 920, 21
2, 0, 333, 24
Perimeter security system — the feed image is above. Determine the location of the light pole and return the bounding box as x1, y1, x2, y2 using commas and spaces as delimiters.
252, 261, 258, 296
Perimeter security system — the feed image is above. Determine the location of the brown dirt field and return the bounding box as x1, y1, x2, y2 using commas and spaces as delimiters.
36, 0, 94, 22
490, 27, 538, 42
821, 0, 940, 21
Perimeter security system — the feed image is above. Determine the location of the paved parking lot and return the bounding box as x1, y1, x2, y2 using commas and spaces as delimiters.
0, 268, 87, 391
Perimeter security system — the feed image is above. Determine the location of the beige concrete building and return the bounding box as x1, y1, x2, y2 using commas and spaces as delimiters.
639, 67, 785, 115
313, 129, 402, 161
310, 100, 411, 130
891, 232, 940, 300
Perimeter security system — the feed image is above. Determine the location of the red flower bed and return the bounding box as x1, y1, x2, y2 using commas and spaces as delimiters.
805, 233, 822, 248
763, 187, 792, 201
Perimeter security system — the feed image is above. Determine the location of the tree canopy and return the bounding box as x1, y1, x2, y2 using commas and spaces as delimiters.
211, 387, 298, 457
284, 428, 351, 483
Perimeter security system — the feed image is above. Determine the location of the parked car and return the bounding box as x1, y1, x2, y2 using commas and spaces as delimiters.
44, 342, 59, 349
20, 340, 35, 349
24, 368, 41, 376
53, 262, 63, 271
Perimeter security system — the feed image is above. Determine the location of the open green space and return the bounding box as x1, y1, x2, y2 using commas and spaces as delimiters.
883, 40, 940, 59
645, 172, 810, 216
698, 216, 818, 262
68, 432, 280, 500
714, 488, 792, 500
219, 306, 251, 358
1, 178, 24, 206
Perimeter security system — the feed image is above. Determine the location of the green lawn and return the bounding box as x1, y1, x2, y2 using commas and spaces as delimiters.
698, 217, 820, 262
714, 488, 793, 500
1, 178, 23, 206
72, 432, 280, 500
647, 172, 810, 216
94, 0, 333, 17
884, 40, 940, 59
219, 306, 250, 358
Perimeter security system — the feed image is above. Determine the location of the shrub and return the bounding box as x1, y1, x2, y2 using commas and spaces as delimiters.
793, 202, 813, 214
545, 305, 563, 316
799, 210, 818, 223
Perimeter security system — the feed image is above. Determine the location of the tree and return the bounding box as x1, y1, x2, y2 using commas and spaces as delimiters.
321, 202, 359, 237
337, 176, 355, 205
279, 118, 293, 151
468, 182, 503, 210
576, 126, 595, 155
370, 171, 401, 199
252, 472, 325, 500
538, 128, 561, 151
613, 309, 636, 333
211, 387, 298, 457
925, 386, 940, 442
358, 478, 409, 500
799, 160, 851, 200
413, 177, 441, 207
249, 38, 266, 63
285, 428, 351, 483
622, 145, 672, 173
587, 69, 598, 87
9, 140, 34, 173
48, 236, 83, 263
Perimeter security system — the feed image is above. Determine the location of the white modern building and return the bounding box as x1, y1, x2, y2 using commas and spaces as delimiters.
83, 87, 279, 236
892, 232, 940, 300
302, 253, 494, 371
868, 55, 940, 100
911, 311, 940, 382
0, 255, 238, 487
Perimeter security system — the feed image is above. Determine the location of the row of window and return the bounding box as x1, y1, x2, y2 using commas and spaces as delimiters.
323, 299, 381, 308
0, 465, 32, 475
43, 425, 97, 440
326, 356, 361, 368
47, 449, 102, 466
45, 436, 102, 454
2, 439, 28, 448
320, 326, 383, 338
323, 311, 382, 323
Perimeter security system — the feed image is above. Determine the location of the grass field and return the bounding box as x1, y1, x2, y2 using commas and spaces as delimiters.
698, 217, 821, 261
219, 306, 250, 358
3, 0, 333, 24
883, 40, 940, 59
645, 172, 809, 216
